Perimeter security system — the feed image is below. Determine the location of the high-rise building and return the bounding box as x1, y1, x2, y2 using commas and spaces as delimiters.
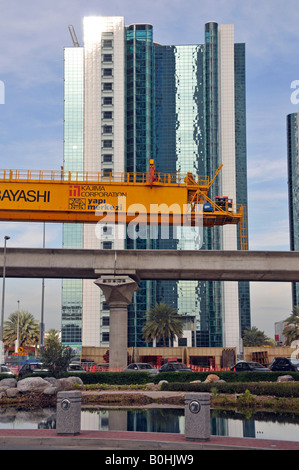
154, 23, 250, 350
62, 17, 250, 353
287, 112, 299, 308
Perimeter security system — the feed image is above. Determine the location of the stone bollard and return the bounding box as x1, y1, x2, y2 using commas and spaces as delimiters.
184, 392, 210, 441
56, 390, 82, 436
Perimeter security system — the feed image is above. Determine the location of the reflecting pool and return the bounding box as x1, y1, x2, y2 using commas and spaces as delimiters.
1, 406, 299, 442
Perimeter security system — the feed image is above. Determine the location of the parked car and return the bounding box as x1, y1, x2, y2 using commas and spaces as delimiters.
158, 362, 192, 372
18, 362, 48, 378
270, 357, 299, 372
67, 363, 86, 373
231, 361, 270, 372
123, 363, 158, 374
0, 365, 13, 375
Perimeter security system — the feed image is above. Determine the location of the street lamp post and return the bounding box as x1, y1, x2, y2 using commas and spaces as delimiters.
15, 300, 20, 353
0, 235, 10, 364
39, 222, 45, 349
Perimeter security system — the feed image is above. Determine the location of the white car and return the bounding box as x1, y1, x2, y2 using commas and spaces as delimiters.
123, 363, 158, 374
0, 365, 13, 375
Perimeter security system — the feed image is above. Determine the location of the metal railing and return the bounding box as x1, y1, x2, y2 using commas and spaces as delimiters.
0, 168, 210, 187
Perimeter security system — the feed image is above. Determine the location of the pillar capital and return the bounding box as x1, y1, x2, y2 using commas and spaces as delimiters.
94, 275, 139, 306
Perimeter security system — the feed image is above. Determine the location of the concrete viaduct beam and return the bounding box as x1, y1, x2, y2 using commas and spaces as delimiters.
0, 248, 299, 282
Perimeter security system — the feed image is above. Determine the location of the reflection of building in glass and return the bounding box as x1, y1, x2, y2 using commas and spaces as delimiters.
62, 46, 84, 348
287, 112, 299, 308
154, 23, 250, 350
62, 17, 250, 352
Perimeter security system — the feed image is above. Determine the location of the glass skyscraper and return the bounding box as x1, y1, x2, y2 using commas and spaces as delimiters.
62, 17, 250, 353
62, 47, 84, 349
154, 24, 250, 349
287, 112, 299, 308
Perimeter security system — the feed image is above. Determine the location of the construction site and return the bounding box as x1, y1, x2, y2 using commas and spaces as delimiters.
1, 162, 297, 370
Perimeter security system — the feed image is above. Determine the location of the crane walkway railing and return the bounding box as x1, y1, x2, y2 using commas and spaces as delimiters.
0, 168, 210, 187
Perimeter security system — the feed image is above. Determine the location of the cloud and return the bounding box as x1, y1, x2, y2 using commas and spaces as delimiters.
248, 159, 288, 183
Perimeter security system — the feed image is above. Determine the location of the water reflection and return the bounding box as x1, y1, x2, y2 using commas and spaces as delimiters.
1, 406, 299, 442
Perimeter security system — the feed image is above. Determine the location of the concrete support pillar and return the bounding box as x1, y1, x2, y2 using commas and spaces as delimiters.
94, 275, 139, 370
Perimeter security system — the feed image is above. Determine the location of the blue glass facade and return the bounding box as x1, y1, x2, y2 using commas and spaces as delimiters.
154, 24, 250, 347
62, 47, 84, 347
62, 18, 250, 350
287, 113, 299, 308
234, 43, 251, 332
125, 24, 155, 347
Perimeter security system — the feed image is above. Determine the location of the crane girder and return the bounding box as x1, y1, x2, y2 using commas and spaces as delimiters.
0, 167, 243, 229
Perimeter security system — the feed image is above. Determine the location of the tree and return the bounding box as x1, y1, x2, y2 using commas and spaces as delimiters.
45, 329, 60, 347
3, 311, 39, 349
283, 306, 299, 346
242, 326, 271, 347
142, 302, 184, 346
40, 340, 75, 378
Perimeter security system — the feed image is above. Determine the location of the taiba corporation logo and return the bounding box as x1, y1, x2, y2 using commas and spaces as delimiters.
69, 185, 81, 197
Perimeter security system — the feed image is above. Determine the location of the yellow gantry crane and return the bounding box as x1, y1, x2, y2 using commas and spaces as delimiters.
0, 160, 247, 249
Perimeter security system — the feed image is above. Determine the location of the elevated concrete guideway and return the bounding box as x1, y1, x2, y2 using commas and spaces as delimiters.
1, 248, 299, 282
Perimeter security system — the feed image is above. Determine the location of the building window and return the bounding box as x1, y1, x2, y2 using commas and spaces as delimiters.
102, 317, 110, 326
103, 83, 113, 92
103, 54, 113, 63
102, 241, 113, 249
103, 168, 112, 178
103, 97, 113, 106
103, 68, 113, 77
102, 332, 110, 342
103, 140, 113, 148
103, 111, 113, 119
102, 39, 113, 48
103, 125, 113, 134
102, 301, 110, 311
102, 154, 113, 163
178, 337, 187, 347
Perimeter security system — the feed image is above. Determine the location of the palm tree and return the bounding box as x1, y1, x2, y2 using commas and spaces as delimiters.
283, 306, 299, 345
3, 310, 40, 349
242, 326, 271, 346
142, 302, 184, 346
45, 329, 61, 347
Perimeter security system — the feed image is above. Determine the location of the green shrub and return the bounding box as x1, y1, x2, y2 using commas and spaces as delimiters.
71, 371, 155, 385
0, 373, 16, 380
67, 370, 299, 386
160, 381, 299, 397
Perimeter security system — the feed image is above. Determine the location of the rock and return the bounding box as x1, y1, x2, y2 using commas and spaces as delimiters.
0, 378, 17, 389
158, 380, 168, 386
17, 377, 50, 393
43, 386, 57, 396
67, 376, 84, 387
6, 388, 19, 398
190, 380, 201, 383
204, 374, 220, 383
43, 377, 57, 386
277, 375, 295, 382
55, 376, 83, 391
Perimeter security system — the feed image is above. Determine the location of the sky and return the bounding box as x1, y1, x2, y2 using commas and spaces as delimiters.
0, 0, 298, 339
